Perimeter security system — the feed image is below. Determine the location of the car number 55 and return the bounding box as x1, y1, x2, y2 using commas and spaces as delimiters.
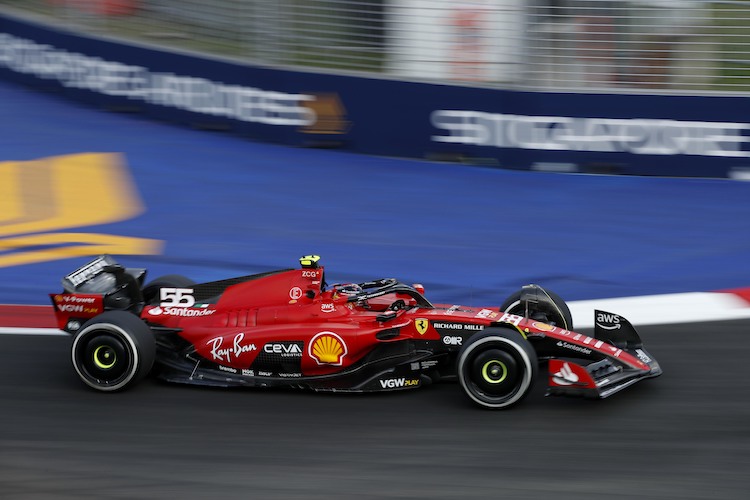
160, 288, 195, 308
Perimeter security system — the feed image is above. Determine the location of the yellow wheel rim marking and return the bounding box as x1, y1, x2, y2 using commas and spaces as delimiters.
481, 360, 507, 384
93, 346, 116, 369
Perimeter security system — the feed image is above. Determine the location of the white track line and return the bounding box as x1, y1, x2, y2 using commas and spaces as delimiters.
0, 327, 65, 336
569, 292, 750, 328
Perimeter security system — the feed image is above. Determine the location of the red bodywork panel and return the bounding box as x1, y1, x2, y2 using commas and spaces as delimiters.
50, 265, 650, 378
140, 268, 422, 375
49, 293, 104, 329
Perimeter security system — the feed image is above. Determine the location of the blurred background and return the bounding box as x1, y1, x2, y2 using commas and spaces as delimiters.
2, 3, 750, 500
1, 0, 749, 92
1, 0, 750, 305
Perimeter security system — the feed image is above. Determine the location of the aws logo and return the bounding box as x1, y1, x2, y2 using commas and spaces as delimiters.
309, 331, 348, 365
0, 153, 162, 267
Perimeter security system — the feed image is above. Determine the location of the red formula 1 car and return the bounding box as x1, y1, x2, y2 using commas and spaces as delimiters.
50, 255, 661, 409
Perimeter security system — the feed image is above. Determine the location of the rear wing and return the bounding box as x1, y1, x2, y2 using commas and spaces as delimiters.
53, 256, 147, 330
62, 255, 119, 292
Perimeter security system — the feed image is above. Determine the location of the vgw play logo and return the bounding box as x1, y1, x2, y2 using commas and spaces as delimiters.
0, 153, 162, 267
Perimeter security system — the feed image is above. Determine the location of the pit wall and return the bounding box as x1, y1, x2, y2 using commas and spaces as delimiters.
2, 12, 748, 178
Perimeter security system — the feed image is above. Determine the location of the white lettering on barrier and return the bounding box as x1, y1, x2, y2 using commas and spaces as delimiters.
0, 33, 316, 127
431, 110, 750, 158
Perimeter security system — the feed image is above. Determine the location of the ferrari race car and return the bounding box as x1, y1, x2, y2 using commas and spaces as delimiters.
50, 255, 662, 409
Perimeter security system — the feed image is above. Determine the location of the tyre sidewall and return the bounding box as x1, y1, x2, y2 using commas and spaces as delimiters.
71, 311, 155, 392
457, 329, 538, 409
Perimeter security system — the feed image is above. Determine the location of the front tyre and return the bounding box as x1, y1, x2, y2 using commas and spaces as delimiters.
500, 285, 573, 330
71, 311, 156, 392
457, 329, 538, 409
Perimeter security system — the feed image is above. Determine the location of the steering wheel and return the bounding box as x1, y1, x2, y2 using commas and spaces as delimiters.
388, 299, 407, 311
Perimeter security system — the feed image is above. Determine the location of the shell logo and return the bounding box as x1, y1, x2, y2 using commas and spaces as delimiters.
531, 321, 556, 332
309, 331, 348, 366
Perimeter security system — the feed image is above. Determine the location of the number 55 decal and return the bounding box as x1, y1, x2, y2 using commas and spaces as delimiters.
160, 288, 195, 308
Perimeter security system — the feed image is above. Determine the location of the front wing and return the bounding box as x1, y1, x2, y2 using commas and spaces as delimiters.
545, 309, 662, 398
547, 351, 662, 399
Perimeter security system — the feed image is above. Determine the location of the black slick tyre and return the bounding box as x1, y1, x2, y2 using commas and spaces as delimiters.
457, 328, 538, 409
500, 286, 573, 330
71, 311, 156, 392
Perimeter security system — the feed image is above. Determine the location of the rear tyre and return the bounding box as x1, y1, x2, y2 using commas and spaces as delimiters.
142, 274, 195, 304
457, 328, 538, 409
500, 286, 573, 330
71, 311, 156, 392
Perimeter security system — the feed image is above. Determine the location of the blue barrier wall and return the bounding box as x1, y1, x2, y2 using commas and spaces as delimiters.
1, 11, 749, 178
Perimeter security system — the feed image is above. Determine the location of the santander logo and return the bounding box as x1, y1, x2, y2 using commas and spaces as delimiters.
552, 362, 579, 386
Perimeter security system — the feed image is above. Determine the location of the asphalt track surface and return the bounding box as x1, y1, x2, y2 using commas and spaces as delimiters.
1, 320, 749, 500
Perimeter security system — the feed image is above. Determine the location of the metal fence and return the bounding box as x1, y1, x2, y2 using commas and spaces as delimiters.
1, 0, 749, 94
